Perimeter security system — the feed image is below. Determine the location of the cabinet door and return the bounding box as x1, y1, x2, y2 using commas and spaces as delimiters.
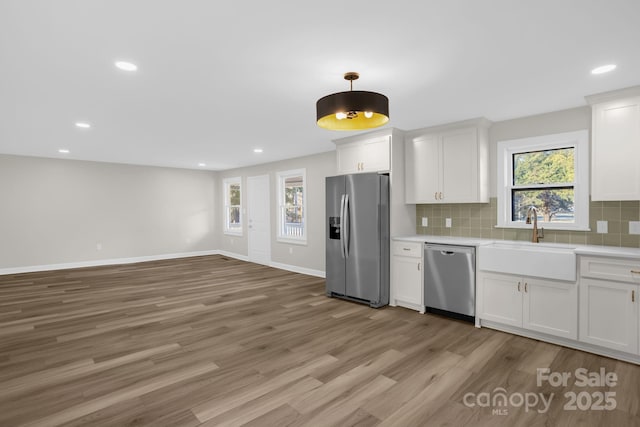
441, 127, 478, 203
478, 272, 522, 327
361, 136, 390, 173
523, 278, 577, 339
336, 142, 363, 174
579, 278, 638, 353
404, 134, 439, 203
591, 96, 640, 201
392, 255, 423, 311
336, 137, 390, 175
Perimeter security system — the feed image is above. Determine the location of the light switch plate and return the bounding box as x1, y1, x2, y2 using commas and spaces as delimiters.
422, 217, 428, 227
597, 221, 608, 234
445, 218, 452, 228
629, 221, 640, 235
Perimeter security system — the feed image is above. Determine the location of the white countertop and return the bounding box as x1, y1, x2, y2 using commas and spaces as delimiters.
393, 235, 492, 246
393, 235, 640, 260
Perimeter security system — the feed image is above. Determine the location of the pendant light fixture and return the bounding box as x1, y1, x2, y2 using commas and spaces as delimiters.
316, 72, 389, 131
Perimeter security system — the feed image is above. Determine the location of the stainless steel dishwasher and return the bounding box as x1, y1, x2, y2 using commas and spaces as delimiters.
424, 244, 475, 322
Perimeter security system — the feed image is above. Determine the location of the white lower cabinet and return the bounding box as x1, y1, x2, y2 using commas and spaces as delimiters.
478, 272, 522, 327
579, 278, 638, 353
391, 241, 424, 313
478, 271, 577, 339
579, 256, 640, 354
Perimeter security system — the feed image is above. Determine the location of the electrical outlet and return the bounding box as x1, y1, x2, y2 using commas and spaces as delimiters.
445, 218, 452, 228
421, 217, 428, 227
629, 221, 640, 235
597, 220, 608, 234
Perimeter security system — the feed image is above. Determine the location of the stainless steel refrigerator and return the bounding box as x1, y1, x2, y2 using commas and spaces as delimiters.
325, 173, 389, 308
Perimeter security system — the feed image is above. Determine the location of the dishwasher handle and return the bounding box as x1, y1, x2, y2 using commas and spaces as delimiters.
425, 244, 475, 255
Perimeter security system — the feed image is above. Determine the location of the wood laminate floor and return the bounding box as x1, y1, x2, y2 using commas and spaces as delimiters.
0, 255, 638, 426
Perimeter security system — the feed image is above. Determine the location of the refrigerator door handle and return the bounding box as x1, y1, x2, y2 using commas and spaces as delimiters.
340, 194, 346, 258
344, 194, 350, 258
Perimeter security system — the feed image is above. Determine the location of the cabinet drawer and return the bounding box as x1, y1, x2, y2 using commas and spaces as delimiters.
393, 241, 422, 257
580, 256, 640, 284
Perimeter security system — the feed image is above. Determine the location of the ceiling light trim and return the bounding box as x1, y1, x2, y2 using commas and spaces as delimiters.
115, 61, 138, 72
591, 64, 617, 75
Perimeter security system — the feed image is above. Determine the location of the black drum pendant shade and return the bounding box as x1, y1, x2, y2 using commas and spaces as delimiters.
316, 72, 389, 131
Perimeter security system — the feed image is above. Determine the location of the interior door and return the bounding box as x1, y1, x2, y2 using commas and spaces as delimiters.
248, 175, 270, 265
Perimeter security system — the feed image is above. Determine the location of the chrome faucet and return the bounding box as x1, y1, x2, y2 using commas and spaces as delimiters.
525, 206, 544, 243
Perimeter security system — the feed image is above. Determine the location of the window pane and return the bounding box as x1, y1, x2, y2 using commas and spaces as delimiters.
284, 176, 303, 208
278, 171, 305, 240
227, 206, 241, 226
513, 148, 574, 185
229, 183, 241, 205
283, 207, 303, 237
512, 188, 574, 223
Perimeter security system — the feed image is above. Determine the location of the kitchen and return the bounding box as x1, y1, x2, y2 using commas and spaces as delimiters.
2, 1, 640, 426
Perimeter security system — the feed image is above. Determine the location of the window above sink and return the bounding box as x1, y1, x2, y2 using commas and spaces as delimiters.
496, 130, 590, 231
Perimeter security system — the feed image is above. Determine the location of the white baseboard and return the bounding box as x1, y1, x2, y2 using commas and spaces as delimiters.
269, 261, 325, 278
0, 250, 220, 276
219, 252, 325, 277
0, 250, 327, 279
217, 250, 250, 262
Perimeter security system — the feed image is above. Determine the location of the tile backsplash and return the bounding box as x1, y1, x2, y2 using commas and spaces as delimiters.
416, 198, 640, 248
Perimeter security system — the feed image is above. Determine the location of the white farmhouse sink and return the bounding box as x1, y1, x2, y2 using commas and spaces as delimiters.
478, 241, 577, 281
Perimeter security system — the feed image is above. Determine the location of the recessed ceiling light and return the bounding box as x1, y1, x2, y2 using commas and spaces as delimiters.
75, 122, 91, 129
253, 148, 263, 153
198, 163, 206, 167
591, 64, 617, 75
115, 61, 138, 71
58, 149, 70, 154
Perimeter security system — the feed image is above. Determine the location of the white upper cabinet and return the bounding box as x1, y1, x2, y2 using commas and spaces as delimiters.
335, 135, 390, 174
405, 118, 490, 204
586, 86, 640, 201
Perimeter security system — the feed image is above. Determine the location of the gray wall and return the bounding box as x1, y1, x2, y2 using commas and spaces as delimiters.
217, 151, 336, 273
489, 106, 591, 197
0, 154, 217, 269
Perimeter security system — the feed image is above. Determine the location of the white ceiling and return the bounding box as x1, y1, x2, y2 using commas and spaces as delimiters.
1, 1, 639, 171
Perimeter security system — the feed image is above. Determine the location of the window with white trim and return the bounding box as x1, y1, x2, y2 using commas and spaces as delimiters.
497, 130, 589, 231
223, 177, 242, 235
277, 169, 306, 243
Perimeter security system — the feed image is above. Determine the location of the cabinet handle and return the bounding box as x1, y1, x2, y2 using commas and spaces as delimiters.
517, 282, 521, 292
418, 262, 421, 271
524, 282, 528, 293
434, 192, 438, 200
633, 290, 636, 303
439, 192, 443, 200
631, 270, 640, 275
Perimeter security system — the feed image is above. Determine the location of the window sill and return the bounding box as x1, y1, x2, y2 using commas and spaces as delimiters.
224, 231, 243, 237
277, 237, 307, 246
495, 224, 591, 232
